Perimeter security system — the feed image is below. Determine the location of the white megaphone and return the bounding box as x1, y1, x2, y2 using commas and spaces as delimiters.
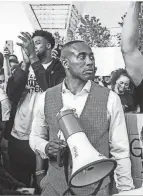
57, 109, 117, 187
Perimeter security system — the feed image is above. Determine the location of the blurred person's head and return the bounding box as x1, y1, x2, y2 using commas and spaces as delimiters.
94, 76, 99, 84
98, 76, 103, 81
111, 69, 133, 94
103, 76, 111, 88
32, 30, 55, 61
9, 54, 19, 72
60, 40, 96, 82
104, 76, 111, 84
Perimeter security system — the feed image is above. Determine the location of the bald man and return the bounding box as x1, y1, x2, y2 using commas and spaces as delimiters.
29, 41, 134, 196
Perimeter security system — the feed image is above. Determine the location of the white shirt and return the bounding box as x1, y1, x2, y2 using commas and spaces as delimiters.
11, 62, 51, 140
0, 84, 7, 102
29, 80, 134, 192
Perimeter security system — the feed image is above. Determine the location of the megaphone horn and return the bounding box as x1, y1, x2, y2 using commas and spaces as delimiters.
57, 109, 117, 187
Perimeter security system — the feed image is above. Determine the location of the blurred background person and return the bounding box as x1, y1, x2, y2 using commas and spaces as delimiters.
97, 76, 104, 86
111, 68, 139, 113
5, 30, 65, 191
9, 54, 19, 74
3, 48, 19, 79
0, 57, 11, 171
103, 75, 111, 89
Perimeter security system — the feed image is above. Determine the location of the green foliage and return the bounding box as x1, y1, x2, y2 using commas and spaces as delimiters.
75, 15, 111, 47
53, 32, 65, 46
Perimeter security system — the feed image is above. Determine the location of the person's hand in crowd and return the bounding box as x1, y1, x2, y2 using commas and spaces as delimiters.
3, 47, 11, 58
52, 49, 59, 59
45, 139, 67, 159
17, 32, 37, 60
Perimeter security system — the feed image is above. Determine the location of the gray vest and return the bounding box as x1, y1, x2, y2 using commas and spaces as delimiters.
44, 81, 110, 196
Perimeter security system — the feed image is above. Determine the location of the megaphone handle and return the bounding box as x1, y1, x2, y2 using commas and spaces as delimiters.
90, 178, 104, 196
63, 147, 75, 196
63, 179, 103, 196
57, 148, 64, 167
63, 186, 75, 195
57, 135, 64, 167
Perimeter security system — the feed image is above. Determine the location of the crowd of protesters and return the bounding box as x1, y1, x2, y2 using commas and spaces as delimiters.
0, 30, 66, 194
0, 1, 143, 196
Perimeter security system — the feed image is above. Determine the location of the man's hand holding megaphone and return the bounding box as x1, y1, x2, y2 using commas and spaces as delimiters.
45, 138, 67, 166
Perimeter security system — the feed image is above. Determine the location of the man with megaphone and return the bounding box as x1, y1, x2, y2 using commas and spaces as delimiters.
29, 40, 134, 196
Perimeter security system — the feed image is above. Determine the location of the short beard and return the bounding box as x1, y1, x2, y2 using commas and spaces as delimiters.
37, 51, 47, 61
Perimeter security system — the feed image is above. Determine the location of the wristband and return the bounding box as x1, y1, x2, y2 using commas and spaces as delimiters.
35, 170, 45, 176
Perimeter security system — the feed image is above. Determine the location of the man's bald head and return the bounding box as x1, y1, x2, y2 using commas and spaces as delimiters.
60, 40, 95, 81
61, 40, 84, 59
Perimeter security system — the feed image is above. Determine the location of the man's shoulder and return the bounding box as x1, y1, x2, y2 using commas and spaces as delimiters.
92, 81, 110, 92
46, 82, 62, 93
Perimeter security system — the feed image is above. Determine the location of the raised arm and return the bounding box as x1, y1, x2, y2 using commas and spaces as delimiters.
121, 2, 143, 86
3, 48, 12, 82
121, 2, 140, 52
17, 32, 49, 91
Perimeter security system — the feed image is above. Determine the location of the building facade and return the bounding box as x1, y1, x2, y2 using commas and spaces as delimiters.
24, 2, 80, 44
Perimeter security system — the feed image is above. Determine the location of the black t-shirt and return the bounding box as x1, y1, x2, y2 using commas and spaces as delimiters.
119, 92, 137, 113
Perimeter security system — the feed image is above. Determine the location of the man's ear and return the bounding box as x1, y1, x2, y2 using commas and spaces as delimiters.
46, 43, 51, 50
60, 57, 69, 69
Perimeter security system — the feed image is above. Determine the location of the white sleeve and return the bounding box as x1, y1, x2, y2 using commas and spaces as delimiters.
0, 85, 8, 101
29, 92, 49, 159
107, 91, 135, 192
1, 99, 11, 121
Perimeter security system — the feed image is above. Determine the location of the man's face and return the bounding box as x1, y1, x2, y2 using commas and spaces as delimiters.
115, 75, 130, 94
66, 43, 96, 81
33, 36, 48, 58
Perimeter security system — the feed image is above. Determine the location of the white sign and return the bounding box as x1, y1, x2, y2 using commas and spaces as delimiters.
92, 47, 125, 76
